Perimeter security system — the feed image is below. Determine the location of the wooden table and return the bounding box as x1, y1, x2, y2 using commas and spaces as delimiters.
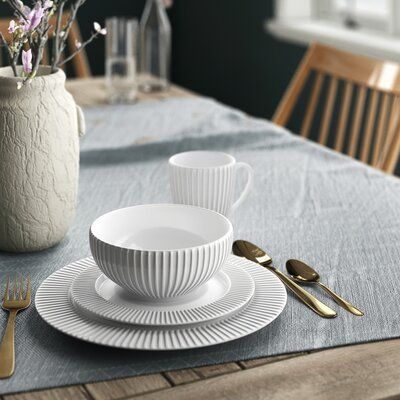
5, 78, 399, 400
65, 77, 196, 107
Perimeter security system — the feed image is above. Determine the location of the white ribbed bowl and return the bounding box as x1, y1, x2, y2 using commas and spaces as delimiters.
89, 204, 233, 299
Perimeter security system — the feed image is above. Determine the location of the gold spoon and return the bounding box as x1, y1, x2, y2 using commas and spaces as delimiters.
233, 240, 337, 318
286, 259, 364, 316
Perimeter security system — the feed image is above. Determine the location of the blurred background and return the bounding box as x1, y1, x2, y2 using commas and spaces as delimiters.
2, 0, 398, 172
2, 0, 394, 120
0, 0, 305, 119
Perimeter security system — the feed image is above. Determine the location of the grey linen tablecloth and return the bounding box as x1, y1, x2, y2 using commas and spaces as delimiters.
1, 97, 400, 394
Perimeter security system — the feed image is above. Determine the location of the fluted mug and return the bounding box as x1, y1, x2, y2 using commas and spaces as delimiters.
169, 151, 254, 217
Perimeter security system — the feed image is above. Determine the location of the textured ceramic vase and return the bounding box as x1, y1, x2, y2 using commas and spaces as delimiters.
0, 66, 85, 252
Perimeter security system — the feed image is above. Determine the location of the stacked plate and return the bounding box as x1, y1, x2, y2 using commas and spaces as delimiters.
36, 205, 287, 350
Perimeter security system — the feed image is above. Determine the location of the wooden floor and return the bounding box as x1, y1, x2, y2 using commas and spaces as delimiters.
4, 78, 398, 400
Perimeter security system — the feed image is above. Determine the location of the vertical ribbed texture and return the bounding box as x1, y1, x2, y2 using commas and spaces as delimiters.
169, 164, 235, 216
90, 230, 233, 299
69, 256, 255, 326
36, 255, 287, 350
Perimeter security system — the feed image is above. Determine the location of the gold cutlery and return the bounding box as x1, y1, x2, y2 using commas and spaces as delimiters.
0, 276, 31, 378
232, 240, 337, 318
286, 259, 364, 316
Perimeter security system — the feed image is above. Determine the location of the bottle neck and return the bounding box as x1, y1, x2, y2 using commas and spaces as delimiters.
147, 0, 164, 7
141, 0, 170, 28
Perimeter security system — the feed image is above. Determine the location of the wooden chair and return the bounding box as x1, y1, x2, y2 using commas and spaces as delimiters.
0, 11, 91, 78
273, 43, 400, 174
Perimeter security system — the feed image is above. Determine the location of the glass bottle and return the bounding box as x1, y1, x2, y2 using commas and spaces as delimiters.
139, 0, 171, 92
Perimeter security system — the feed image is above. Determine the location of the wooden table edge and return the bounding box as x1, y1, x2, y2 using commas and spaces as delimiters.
4, 338, 400, 400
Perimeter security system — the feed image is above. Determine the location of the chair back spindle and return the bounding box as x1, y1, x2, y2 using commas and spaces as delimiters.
273, 43, 400, 174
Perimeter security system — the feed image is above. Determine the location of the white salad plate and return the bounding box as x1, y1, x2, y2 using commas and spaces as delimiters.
69, 257, 255, 326
36, 255, 287, 351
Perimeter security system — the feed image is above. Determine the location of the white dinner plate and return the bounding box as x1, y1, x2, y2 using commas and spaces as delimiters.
69, 257, 255, 326
36, 255, 287, 350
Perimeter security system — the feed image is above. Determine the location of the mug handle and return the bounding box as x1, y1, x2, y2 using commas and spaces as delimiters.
232, 162, 254, 212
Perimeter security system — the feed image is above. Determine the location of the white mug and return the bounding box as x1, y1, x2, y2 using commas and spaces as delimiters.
169, 151, 254, 217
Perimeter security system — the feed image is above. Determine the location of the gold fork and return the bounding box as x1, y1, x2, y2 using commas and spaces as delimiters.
0, 276, 31, 378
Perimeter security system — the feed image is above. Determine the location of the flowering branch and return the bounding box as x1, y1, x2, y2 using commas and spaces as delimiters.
51, 0, 65, 68
6, 0, 28, 22
0, 31, 17, 76
51, 0, 82, 71
1, 0, 106, 88
30, 24, 50, 77
58, 24, 105, 67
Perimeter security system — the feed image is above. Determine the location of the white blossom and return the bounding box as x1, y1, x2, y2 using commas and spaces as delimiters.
93, 22, 101, 32
93, 22, 106, 35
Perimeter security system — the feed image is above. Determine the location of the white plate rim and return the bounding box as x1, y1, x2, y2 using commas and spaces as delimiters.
69, 257, 255, 326
35, 255, 287, 351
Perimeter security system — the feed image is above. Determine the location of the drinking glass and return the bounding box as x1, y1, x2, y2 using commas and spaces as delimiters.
105, 17, 138, 103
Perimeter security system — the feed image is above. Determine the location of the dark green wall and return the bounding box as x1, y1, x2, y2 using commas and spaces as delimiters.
80, 0, 307, 119
169, 1, 306, 118
0, 0, 306, 119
